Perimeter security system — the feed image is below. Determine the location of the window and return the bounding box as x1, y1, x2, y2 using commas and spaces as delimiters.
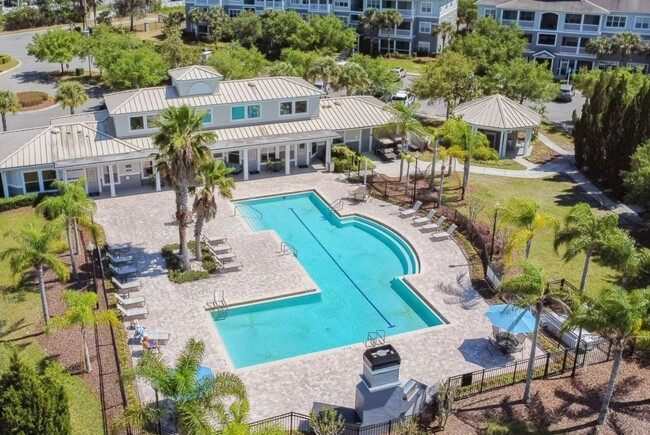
537, 34, 556, 46
540, 12, 558, 30
502, 10, 517, 20
228, 9, 241, 18
420, 2, 432, 13
202, 109, 212, 124
295, 100, 307, 114
103, 166, 119, 185
523, 33, 533, 43
280, 102, 293, 115
565, 14, 582, 24
419, 21, 432, 34
484, 8, 496, 18
579, 37, 590, 48
635, 17, 650, 30
519, 11, 534, 22
146, 114, 158, 127
562, 37, 579, 47
334, 0, 348, 7
606, 16, 626, 28
417, 41, 430, 54
583, 15, 600, 26
280, 101, 307, 115
41, 170, 56, 191
142, 161, 154, 178
130, 116, 144, 130
23, 171, 40, 193
247, 105, 261, 118
231, 106, 245, 120
367, 0, 380, 8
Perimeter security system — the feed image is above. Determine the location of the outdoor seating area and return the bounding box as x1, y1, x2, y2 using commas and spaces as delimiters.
348, 185, 370, 202
542, 311, 601, 351
202, 234, 244, 273
399, 201, 422, 217
134, 323, 171, 353
375, 136, 402, 162
106, 243, 153, 320
485, 304, 534, 357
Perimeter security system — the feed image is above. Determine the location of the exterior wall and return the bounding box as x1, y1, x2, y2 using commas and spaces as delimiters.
172, 78, 220, 96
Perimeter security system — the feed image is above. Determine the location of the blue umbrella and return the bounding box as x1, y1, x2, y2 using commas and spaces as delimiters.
195, 365, 214, 382
486, 304, 536, 334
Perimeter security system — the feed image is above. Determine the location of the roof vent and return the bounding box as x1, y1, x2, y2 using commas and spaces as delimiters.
247, 82, 256, 88
50, 128, 60, 134
334, 101, 342, 106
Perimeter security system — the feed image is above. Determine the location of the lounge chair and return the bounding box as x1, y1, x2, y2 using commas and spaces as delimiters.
354, 186, 369, 202
110, 263, 137, 277
142, 336, 161, 353
218, 261, 244, 273
114, 293, 146, 308
431, 224, 457, 241
413, 209, 436, 226
117, 304, 148, 320
201, 233, 228, 246
106, 243, 131, 255
106, 251, 132, 265
420, 216, 447, 232
399, 201, 422, 218
111, 277, 141, 293
134, 326, 170, 345
208, 243, 232, 254
215, 252, 237, 262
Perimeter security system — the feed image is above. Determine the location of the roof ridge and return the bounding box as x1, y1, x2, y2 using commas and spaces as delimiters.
108, 88, 145, 115
0, 125, 50, 135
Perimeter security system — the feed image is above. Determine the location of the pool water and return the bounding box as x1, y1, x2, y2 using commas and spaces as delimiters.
213, 192, 443, 368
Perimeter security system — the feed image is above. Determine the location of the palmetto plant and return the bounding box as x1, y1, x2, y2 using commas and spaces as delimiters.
499, 198, 559, 262
381, 9, 404, 56
37, 178, 97, 280
1, 224, 69, 325
554, 203, 620, 293
381, 102, 427, 182
0, 89, 20, 132
359, 8, 385, 55
54, 81, 89, 115
152, 106, 215, 271
600, 230, 650, 287
612, 31, 642, 63
48, 291, 118, 373
586, 36, 615, 65
565, 286, 650, 425
331, 62, 369, 96
307, 56, 338, 91
124, 338, 247, 435
191, 159, 235, 261
434, 21, 455, 51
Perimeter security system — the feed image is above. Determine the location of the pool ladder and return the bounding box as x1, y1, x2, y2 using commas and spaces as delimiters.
209, 290, 229, 320
280, 241, 298, 257
331, 199, 344, 212
365, 330, 386, 348
232, 204, 264, 220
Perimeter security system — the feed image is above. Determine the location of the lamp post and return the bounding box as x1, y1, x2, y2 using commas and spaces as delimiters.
489, 201, 500, 262
412, 151, 419, 203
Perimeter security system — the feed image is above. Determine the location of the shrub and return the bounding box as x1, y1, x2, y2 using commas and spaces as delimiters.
472, 146, 499, 161
0, 54, 10, 64
16, 91, 49, 108
161, 242, 215, 284
0, 193, 39, 212
169, 269, 210, 284
331, 145, 376, 173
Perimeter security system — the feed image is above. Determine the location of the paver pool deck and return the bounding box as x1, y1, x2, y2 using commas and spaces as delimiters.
95, 170, 538, 421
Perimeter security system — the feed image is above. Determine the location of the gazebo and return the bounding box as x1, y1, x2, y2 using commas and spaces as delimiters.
453, 94, 542, 159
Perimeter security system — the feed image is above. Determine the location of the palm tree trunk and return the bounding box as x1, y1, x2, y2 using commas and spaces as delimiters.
66, 222, 78, 280
194, 215, 205, 261
580, 249, 593, 292
61, 63, 65, 74
1, 113, 7, 132
398, 135, 406, 182
178, 186, 191, 271
38, 265, 50, 325
405, 162, 410, 195
70, 106, 75, 115
437, 165, 445, 208
130, 13, 135, 32
73, 218, 81, 254
461, 157, 470, 200
430, 138, 439, 191
523, 303, 542, 404
597, 346, 623, 425
525, 237, 533, 259
82, 327, 92, 373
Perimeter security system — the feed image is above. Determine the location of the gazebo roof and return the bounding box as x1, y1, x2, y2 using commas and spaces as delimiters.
453, 94, 542, 131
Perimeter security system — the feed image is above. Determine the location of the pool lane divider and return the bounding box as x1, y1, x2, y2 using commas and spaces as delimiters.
289, 208, 396, 329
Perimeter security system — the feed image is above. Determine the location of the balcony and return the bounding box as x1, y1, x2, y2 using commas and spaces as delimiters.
582, 24, 599, 32
396, 8, 413, 18
519, 20, 534, 28
563, 23, 581, 31
378, 28, 413, 38
264, 0, 284, 7
559, 45, 579, 55
308, 4, 329, 11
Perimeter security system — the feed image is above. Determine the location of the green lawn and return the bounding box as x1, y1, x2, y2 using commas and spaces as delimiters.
380, 57, 432, 74
470, 159, 527, 170
0, 210, 104, 435
453, 175, 620, 293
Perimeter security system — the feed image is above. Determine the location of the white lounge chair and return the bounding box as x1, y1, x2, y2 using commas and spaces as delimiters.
117, 304, 148, 320
201, 233, 228, 246
111, 277, 141, 293
399, 201, 422, 218
106, 251, 132, 265
431, 224, 457, 241
114, 293, 146, 308
421, 216, 447, 232
216, 252, 237, 262
413, 209, 436, 226
145, 332, 171, 345
351, 185, 369, 202
208, 243, 232, 254
218, 261, 244, 273
110, 263, 137, 276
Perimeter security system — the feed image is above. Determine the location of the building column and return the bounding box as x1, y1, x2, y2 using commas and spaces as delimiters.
108, 165, 116, 198
243, 148, 249, 181
284, 144, 291, 175
369, 128, 374, 152
62, 170, 68, 182
325, 139, 332, 167
524, 128, 533, 156
1, 172, 8, 198
83, 169, 89, 194
256, 148, 261, 172
499, 131, 508, 159
96, 166, 102, 194
154, 167, 161, 191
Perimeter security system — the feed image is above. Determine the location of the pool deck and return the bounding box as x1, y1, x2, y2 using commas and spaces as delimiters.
95, 170, 539, 421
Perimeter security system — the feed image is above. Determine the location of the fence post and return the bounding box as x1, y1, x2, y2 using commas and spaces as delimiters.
561, 348, 569, 372
512, 361, 518, 384
290, 412, 294, 434
479, 369, 485, 394
543, 352, 551, 377
388, 419, 392, 434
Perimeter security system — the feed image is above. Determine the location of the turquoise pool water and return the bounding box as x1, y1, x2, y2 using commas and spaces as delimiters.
213, 192, 443, 368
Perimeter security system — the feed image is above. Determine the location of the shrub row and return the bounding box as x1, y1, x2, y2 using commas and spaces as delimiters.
331, 145, 376, 173
161, 242, 218, 284
0, 193, 39, 212
16, 91, 49, 108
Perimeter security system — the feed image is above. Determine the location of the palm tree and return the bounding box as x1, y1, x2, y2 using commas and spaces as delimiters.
500, 261, 568, 404
601, 230, 650, 287
125, 338, 248, 435
191, 159, 235, 261
434, 21, 455, 51
0, 89, 20, 132
359, 8, 385, 55
37, 178, 96, 280
612, 32, 642, 64
564, 286, 650, 425
203, 7, 229, 47
381, 9, 404, 56
381, 102, 427, 182
152, 106, 215, 272
307, 56, 338, 92
1, 224, 69, 325
54, 81, 88, 115
499, 198, 559, 261
48, 291, 118, 373
554, 203, 620, 293
586, 36, 614, 65
402, 153, 416, 196
331, 62, 369, 96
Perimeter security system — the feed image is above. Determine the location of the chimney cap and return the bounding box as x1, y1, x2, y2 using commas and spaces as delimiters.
363, 344, 400, 370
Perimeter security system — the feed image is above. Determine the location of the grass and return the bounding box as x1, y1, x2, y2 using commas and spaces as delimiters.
470, 159, 527, 170
525, 140, 559, 165
380, 57, 432, 74
0, 209, 104, 435
539, 122, 574, 152
0, 58, 19, 72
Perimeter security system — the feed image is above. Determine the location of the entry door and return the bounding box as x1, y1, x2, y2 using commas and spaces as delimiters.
101, 165, 119, 186
558, 59, 576, 77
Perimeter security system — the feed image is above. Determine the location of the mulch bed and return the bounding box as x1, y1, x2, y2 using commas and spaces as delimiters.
433, 357, 650, 434
525, 141, 561, 165
17, 99, 55, 112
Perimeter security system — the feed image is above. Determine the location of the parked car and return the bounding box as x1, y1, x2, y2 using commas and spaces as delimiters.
556, 84, 575, 102
313, 80, 330, 95
390, 90, 415, 106
392, 67, 407, 80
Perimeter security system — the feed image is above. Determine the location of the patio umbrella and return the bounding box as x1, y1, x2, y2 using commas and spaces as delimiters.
486, 304, 536, 334
195, 365, 214, 382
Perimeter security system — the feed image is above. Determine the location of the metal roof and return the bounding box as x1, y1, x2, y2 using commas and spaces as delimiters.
453, 94, 542, 131
104, 76, 325, 115
168, 65, 223, 81
477, 0, 609, 13
50, 110, 110, 126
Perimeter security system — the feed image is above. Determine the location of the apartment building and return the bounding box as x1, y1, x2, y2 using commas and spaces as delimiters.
184, 0, 458, 55
477, 0, 650, 77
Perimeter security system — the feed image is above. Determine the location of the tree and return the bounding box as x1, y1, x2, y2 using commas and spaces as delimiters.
27, 28, 83, 73
381, 9, 404, 56
554, 203, 621, 293
37, 178, 96, 280
259, 10, 306, 59
290, 14, 356, 54
113, 0, 148, 32
0, 89, 20, 132
266, 61, 298, 77
623, 140, 650, 213
280, 48, 320, 79
54, 81, 88, 115
195, 7, 229, 47
48, 291, 118, 373
207, 43, 269, 80
565, 286, 650, 425
434, 21, 455, 51
306, 56, 338, 90
586, 35, 615, 65
228, 10, 262, 48
331, 62, 369, 96
157, 29, 198, 69
500, 261, 567, 404
153, 106, 215, 272
191, 160, 235, 261
485, 57, 559, 104
163, 10, 185, 34
359, 8, 384, 55
412, 50, 478, 119
0, 353, 71, 434
381, 102, 427, 182
456, 0, 478, 31
125, 338, 247, 434
600, 230, 650, 287
612, 32, 642, 63
499, 198, 559, 261
348, 53, 400, 97
101, 44, 168, 90
1, 224, 69, 325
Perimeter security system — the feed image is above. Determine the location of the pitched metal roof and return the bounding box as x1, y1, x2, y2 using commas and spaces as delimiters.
453, 94, 542, 131
168, 65, 223, 81
104, 76, 325, 115
477, 0, 609, 13
50, 110, 110, 126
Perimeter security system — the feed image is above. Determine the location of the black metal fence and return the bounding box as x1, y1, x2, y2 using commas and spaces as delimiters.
249, 412, 417, 435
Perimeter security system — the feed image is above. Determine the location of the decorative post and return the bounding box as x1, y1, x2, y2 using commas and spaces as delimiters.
490, 201, 500, 261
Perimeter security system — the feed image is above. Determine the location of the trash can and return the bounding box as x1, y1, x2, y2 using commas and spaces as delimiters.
75, 67, 84, 76
158, 13, 164, 23
144, 20, 150, 32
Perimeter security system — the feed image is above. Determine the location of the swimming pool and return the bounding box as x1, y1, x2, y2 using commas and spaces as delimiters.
213, 192, 443, 368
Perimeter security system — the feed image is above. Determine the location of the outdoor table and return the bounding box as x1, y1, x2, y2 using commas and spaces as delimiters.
495, 333, 519, 354
378, 137, 395, 146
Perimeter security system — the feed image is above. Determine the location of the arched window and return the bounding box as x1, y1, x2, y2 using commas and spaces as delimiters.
540, 12, 558, 30
188, 82, 212, 96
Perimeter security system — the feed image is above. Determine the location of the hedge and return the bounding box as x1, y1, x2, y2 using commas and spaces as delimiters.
161, 241, 218, 284
0, 55, 10, 64
0, 193, 39, 212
